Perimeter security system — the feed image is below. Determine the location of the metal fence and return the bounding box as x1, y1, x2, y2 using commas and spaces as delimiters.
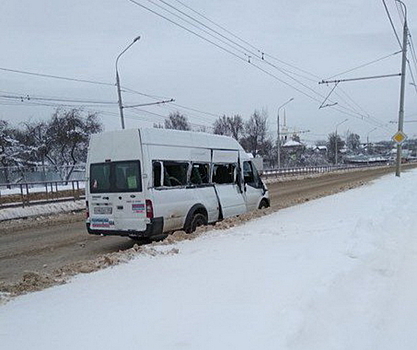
0, 165, 85, 184
0, 180, 84, 209
0, 161, 398, 208
261, 162, 390, 179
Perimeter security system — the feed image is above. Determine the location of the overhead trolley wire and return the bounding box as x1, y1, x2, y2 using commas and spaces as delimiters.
170, 0, 322, 83
127, 0, 321, 105
127, 0, 399, 130
156, 0, 325, 89
0, 67, 222, 126
154, 0, 256, 60
0, 67, 114, 87
0, 66, 176, 103
325, 51, 402, 80
171, 0, 261, 54
127, 1, 324, 102
126, 0, 250, 63
0, 93, 117, 105
382, 0, 402, 48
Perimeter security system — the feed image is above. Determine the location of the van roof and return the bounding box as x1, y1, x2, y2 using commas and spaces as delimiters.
93, 128, 244, 151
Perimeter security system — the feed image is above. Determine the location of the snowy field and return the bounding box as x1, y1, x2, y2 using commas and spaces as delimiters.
1, 170, 417, 350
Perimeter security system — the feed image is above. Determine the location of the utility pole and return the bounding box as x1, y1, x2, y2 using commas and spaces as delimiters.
276, 98, 294, 169
395, 0, 408, 177
115, 35, 141, 130
335, 119, 348, 166
367, 127, 377, 148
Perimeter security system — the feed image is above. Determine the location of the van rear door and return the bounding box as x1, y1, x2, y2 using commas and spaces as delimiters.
88, 160, 147, 232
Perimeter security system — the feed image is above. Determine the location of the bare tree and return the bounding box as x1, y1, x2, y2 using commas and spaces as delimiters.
327, 132, 345, 164
0, 120, 30, 183
240, 110, 269, 157
228, 115, 244, 140
346, 132, 361, 152
45, 108, 103, 181
213, 114, 244, 140
22, 121, 51, 167
164, 112, 191, 131
213, 115, 229, 136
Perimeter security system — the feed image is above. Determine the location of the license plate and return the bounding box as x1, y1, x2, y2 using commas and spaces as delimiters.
93, 206, 113, 215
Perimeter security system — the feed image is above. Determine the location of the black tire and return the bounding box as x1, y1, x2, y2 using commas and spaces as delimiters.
258, 199, 269, 209
129, 237, 151, 244
186, 213, 208, 233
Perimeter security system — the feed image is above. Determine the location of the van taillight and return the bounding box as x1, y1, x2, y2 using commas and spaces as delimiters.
86, 201, 89, 219
146, 200, 154, 219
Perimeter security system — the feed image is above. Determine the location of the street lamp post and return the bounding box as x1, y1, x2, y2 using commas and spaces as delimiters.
276, 98, 294, 169
115, 35, 141, 129
335, 119, 348, 166
395, 0, 408, 177
367, 127, 377, 148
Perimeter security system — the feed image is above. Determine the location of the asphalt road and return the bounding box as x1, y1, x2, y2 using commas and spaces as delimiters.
1, 164, 416, 285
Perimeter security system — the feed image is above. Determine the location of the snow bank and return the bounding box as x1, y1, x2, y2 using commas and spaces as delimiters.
0, 182, 85, 196
1, 170, 417, 349
0, 200, 84, 221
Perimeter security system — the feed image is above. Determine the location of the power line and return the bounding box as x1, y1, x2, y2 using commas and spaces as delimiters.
0, 68, 220, 125
171, 0, 261, 54
154, 0, 255, 60
320, 73, 402, 84
170, 0, 322, 82
126, 0, 249, 63
0, 93, 117, 105
326, 51, 402, 80
120, 1, 393, 132
0, 66, 176, 103
127, 0, 333, 106
0, 67, 113, 87
155, 0, 332, 101
382, 0, 402, 48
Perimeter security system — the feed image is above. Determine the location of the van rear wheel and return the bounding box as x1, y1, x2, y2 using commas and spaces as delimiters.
186, 213, 207, 233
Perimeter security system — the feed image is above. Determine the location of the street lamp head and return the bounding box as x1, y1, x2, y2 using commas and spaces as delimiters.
336, 118, 348, 128
115, 35, 142, 130
277, 97, 295, 113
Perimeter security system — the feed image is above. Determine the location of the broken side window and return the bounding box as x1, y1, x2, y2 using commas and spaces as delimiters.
212, 163, 236, 184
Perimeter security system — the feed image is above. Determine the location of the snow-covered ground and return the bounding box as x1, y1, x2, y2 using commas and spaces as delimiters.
1, 170, 417, 350
0, 182, 85, 221
0, 182, 85, 196
0, 200, 85, 221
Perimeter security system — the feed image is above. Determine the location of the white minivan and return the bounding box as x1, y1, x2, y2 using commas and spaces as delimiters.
85, 128, 269, 240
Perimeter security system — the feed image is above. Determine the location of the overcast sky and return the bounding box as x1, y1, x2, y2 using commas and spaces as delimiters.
1, 0, 417, 143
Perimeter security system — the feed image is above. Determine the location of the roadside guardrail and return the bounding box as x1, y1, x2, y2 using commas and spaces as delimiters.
0, 161, 411, 208
261, 162, 391, 179
0, 180, 84, 209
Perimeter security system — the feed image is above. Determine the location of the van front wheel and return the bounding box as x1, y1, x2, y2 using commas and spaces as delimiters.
186, 213, 207, 233
258, 199, 269, 209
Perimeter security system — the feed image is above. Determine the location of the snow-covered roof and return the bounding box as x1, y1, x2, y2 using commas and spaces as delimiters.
282, 140, 304, 147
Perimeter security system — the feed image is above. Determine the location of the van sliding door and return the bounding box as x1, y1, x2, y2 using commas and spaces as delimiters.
212, 150, 246, 218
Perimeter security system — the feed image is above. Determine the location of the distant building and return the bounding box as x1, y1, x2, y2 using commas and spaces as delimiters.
282, 140, 304, 149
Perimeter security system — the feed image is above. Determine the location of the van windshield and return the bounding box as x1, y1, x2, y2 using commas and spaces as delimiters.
90, 161, 142, 193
